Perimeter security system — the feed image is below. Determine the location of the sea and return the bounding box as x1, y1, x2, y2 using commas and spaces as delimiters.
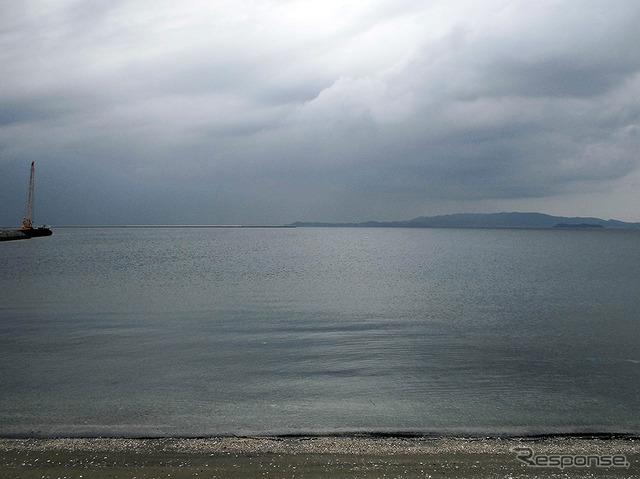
1, 226, 639, 438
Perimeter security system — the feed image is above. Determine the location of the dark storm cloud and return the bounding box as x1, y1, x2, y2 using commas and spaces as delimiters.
2, 0, 640, 225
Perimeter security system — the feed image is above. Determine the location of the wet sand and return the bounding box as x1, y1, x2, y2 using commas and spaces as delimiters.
1, 436, 638, 478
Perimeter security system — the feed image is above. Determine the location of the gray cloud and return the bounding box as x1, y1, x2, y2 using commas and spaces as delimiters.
2, 0, 640, 225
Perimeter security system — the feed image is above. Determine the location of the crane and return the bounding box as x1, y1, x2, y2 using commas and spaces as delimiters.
20, 162, 52, 237
22, 162, 35, 230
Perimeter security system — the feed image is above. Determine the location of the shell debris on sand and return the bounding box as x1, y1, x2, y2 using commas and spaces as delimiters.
0, 436, 638, 455
0, 436, 638, 479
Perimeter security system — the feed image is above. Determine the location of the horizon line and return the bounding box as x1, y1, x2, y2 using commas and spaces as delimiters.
50, 224, 297, 228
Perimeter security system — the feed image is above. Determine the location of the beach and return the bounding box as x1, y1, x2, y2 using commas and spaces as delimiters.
1, 436, 638, 478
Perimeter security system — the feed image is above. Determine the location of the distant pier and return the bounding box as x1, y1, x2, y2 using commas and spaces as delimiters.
0, 229, 30, 242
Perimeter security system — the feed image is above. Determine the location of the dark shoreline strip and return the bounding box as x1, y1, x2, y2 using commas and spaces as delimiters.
2, 432, 638, 440
0, 229, 29, 241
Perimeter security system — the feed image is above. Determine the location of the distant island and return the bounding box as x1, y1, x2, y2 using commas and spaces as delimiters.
552, 223, 604, 229
290, 212, 640, 229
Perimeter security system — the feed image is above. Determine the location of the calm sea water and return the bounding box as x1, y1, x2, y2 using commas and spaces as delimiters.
1, 226, 639, 437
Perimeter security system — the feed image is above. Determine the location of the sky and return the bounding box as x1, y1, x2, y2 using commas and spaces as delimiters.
2, 0, 640, 225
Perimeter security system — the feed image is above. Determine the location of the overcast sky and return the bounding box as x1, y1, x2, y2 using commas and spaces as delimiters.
2, 0, 640, 225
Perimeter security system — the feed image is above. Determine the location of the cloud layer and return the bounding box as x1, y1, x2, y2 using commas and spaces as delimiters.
2, 0, 640, 224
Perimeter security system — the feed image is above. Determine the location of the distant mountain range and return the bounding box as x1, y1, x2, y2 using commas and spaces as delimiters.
290, 212, 640, 229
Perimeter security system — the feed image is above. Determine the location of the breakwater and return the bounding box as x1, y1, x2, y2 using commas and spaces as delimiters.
0, 229, 29, 242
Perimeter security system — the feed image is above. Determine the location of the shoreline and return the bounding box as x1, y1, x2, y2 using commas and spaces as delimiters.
1, 435, 638, 478
2, 431, 639, 440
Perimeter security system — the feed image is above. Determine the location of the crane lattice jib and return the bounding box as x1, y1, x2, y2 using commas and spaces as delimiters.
22, 162, 35, 230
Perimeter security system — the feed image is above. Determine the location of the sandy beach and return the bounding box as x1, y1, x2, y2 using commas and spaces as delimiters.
1, 436, 637, 478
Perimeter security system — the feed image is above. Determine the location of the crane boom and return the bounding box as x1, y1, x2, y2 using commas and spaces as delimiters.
22, 162, 35, 230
